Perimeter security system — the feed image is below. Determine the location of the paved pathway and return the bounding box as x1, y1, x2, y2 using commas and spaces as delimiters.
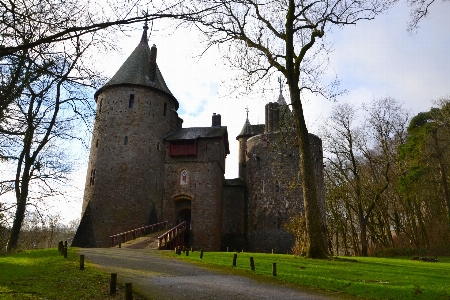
80, 248, 338, 300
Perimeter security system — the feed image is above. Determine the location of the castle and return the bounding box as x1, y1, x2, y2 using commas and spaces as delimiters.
72, 25, 325, 252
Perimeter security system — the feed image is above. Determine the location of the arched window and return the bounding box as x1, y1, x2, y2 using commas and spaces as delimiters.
124, 136, 128, 145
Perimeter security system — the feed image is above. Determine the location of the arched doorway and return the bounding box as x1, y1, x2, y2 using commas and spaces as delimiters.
177, 208, 191, 247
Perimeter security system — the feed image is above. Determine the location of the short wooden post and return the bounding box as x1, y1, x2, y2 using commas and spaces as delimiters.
250, 257, 255, 271
58, 241, 62, 252
119, 243, 121, 248
233, 253, 237, 267
272, 263, 277, 276
125, 282, 132, 300
186, 248, 189, 256
191, 247, 193, 252
64, 240, 68, 248
200, 249, 204, 259
80, 255, 85, 270
110, 273, 117, 295
226, 247, 229, 252
64, 246, 67, 258
272, 249, 274, 254
174, 248, 178, 254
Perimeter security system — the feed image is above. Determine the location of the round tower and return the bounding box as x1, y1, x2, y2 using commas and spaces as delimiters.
73, 25, 179, 247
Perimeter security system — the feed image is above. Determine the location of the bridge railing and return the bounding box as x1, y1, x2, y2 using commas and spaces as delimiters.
157, 221, 186, 250
109, 221, 168, 247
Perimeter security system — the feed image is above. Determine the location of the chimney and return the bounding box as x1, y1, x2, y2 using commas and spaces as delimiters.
212, 113, 221, 127
149, 44, 157, 82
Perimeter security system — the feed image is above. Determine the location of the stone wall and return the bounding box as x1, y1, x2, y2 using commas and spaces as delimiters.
245, 131, 324, 253
221, 178, 247, 251
163, 138, 227, 251
74, 85, 178, 247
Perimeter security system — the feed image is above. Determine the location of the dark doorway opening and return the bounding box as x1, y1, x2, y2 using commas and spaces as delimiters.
178, 209, 191, 247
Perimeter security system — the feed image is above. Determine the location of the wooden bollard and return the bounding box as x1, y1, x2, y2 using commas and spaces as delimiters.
272, 263, 277, 276
110, 273, 117, 295
80, 255, 85, 270
233, 253, 237, 267
58, 241, 62, 252
272, 249, 274, 254
186, 248, 189, 256
175, 248, 178, 254
64, 240, 68, 248
191, 247, 193, 252
227, 247, 229, 252
64, 246, 67, 258
119, 243, 121, 248
250, 257, 255, 271
125, 282, 132, 300
200, 249, 204, 259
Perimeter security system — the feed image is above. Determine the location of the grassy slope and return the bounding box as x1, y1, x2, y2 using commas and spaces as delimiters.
170, 251, 450, 300
0, 248, 123, 300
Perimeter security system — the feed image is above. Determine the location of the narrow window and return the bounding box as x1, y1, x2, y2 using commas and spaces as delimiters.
129, 94, 135, 108
90, 169, 96, 186
275, 180, 279, 192
124, 136, 128, 145
95, 139, 99, 148
163, 103, 167, 116
157, 142, 160, 151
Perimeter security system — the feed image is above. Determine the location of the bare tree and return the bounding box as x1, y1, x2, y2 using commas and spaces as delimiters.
323, 98, 408, 256
175, 0, 397, 258
407, 0, 450, 32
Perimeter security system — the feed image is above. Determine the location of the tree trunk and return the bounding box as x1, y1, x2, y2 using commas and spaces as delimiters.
358, 204, 369, 256
289, 83, 327, 258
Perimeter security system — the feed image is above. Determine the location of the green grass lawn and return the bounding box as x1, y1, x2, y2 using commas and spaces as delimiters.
0, 248, 123, 299
170, 251, 450, 300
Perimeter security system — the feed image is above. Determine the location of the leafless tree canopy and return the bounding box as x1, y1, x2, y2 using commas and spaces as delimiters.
407, 0, 450, 32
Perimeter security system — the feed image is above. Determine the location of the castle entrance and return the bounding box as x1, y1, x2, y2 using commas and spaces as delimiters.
177, 208, 191, 247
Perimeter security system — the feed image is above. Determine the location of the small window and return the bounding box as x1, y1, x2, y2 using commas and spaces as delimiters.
275, 180, 279, 192
163, 103, 167, 116
90, 169, 96, 186
124, 136, 128, 145
95, 139, 99, 148
157, 142, 160, 150
129, 94, 135, 108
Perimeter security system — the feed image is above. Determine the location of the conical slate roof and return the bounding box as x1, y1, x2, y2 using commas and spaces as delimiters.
94, 27, 178, 108
236, 119, 265, 140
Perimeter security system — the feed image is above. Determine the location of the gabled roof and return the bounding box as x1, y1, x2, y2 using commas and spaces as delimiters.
165, 127, 227, 140
165, 126, 230, 154
94, 27, 178, 108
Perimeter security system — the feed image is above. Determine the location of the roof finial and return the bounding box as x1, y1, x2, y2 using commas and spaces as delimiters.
140, 10, 149, 44
245, 106, 249, 122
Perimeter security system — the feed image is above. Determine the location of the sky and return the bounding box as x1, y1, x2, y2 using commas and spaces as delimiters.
31, 1, 450, 223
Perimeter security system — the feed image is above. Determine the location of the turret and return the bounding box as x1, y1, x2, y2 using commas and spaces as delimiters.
73, 24, 178, 247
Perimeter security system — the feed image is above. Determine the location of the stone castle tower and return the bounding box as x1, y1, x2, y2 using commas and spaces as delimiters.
73, 26, 325, 252
72, 25, 180, 247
